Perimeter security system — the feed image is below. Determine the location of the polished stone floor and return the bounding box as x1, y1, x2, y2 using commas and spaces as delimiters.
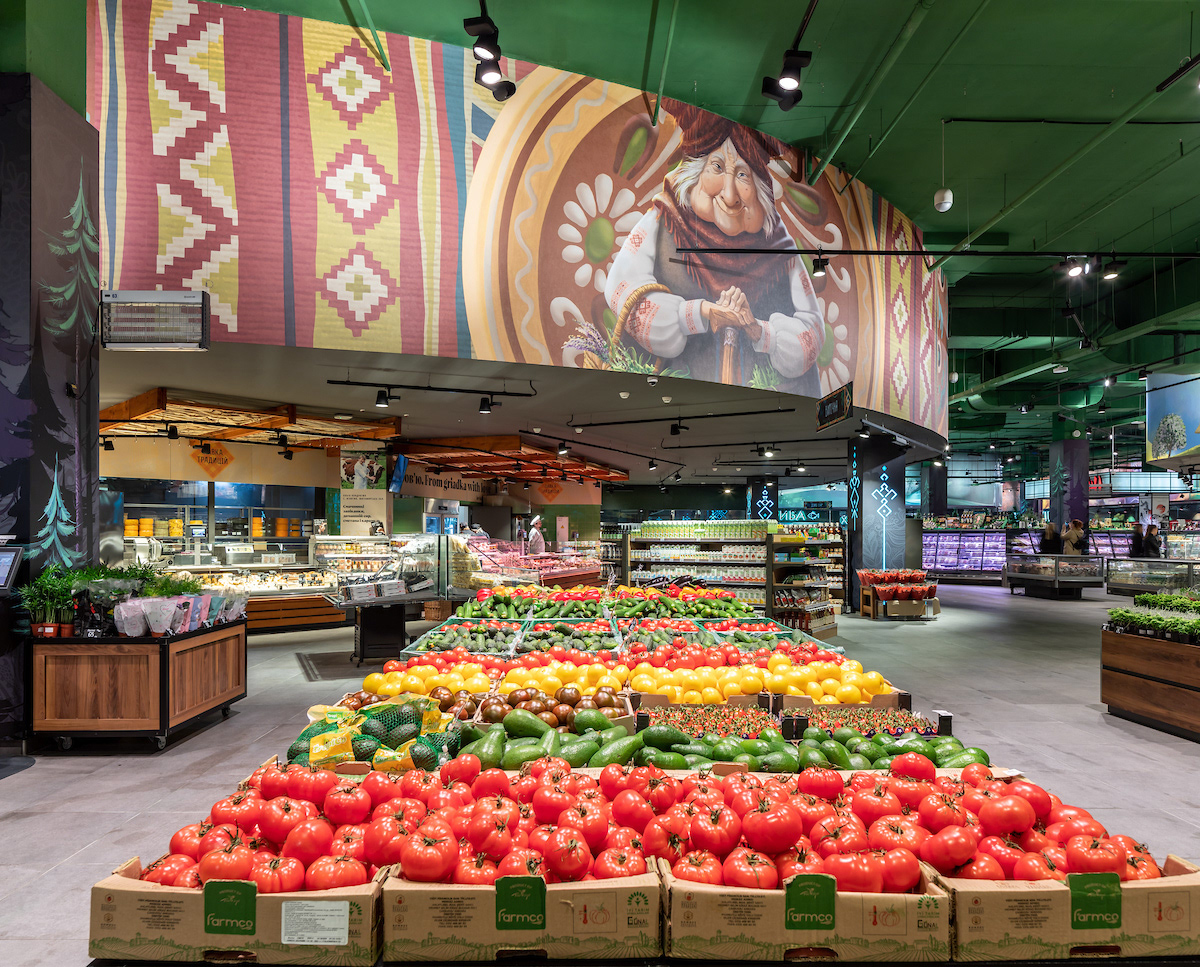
0, 585, 1196, 965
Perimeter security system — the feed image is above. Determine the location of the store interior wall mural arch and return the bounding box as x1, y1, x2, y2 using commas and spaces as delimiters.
90, 0, 947, 438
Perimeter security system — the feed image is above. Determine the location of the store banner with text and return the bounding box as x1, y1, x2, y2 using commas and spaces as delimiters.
91, 0, 947, 438
339, 450, 387, 536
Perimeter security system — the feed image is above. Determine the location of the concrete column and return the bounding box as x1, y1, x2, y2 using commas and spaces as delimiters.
921, 462, 948, 515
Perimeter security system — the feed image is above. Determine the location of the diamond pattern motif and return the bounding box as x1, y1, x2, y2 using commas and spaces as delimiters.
322, 243, 398, 336
319, 140, 398, 233
309, 38, 390, 128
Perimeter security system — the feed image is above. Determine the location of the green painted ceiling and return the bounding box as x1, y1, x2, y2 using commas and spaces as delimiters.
210, 0, 1200, 469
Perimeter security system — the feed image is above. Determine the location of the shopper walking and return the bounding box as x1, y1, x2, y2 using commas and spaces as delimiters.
1063, 519, 1086, 555
1038, 522, 1062, 554
1131, 522, 1145, 557
1144, 524, 1162, 558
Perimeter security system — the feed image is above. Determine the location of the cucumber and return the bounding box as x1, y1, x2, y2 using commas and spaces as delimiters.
560, 740, 600, 768
642, 724, 691, 750
588, 734, 644, 767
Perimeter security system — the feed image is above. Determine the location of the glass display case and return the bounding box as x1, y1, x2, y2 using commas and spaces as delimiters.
1005, 554, 1105, 596
1106, 558, 1198, 596
173, 565, 336, 597
310, 536, 396, 573
462, 536, 603, 588
1166, 532, 1200, 560
922, 531, 1006, 580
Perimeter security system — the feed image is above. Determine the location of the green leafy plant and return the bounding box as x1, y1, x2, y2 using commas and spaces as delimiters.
142, 573, 204, 598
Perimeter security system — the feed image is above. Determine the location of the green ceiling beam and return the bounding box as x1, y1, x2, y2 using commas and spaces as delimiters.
930, 80, 1177, 271
806, 0, 936, 185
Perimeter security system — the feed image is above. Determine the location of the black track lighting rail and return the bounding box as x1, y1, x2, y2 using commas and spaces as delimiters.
567, 407, 795, 430
327, 377, 536, 398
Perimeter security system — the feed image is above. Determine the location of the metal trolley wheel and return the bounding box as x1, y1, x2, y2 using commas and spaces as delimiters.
55, 736, 73, 751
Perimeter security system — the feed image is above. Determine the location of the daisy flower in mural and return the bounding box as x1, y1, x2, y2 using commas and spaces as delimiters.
559, 174, 643, 291
817, 296, 854, 396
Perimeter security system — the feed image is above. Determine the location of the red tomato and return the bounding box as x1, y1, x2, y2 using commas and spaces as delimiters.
1047, 817, 1108, 844
920, 826, 977, 874
689, 804, 741, 858
281, 819, 335, 867
978, 796, 1037, 837
497, 848, 546, 879
364, 816, 410, 866
198, 823, 242, 856
306, 855, 368, 891
611, 790, 655, 833
465, 814, 513, 861
1125, 853, 1161, 880
723, 847, 778, 890
593, 847, 647, 879
169, 823, 211, 861
211, 792, 262, 832
672, 850, 724, 884
544, 827, 593, 881
453, 853, 499, 885
360, 771, 405, 809
821, 853, 884, 893
918, 793, 970, 833
532, 784, 576, 825
851, 785, 903, 827
510, 774, 539, 804
174, 866, 203, 889
880, 848, 921, 892
1110, 834, 1151, 857
286, 767, 340, 807
198, 844, 255, 883
775, 844, 824, 879
558, 802, 610, 854
1047, 803, 1092, 824
1005, 780, 1052, 820
811, 815, 868, 858
473, 794, 521, 831
1065, 836, 1126, 875
789, 793, 837, 835
598, 764, 630, 800
399, 831, 459, 882
868, 818, 929, 853
472, 769, 512, 801
1013, 852, 1067, 881
372, 797, 427, 830
742, 799, 803, 855
249, 856, 304, 893
324, 784, 372, 827
641, 817, 689, 863
955, 854, 1006, 880
889, 778, 937, 812
142, 854, 196, 885
797, 768, 844, 801
330, 824, 366, 861
977, 836, 1025, 877
399, 770, 439, 804
259, 766, 290, 800
1013, 827, 1052, 853
960, 763, 994, 787
890, 752, 936, 782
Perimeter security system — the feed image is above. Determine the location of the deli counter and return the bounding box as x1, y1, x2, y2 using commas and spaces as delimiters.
923, 529, 1132, 583
1005, 554, 1106, 598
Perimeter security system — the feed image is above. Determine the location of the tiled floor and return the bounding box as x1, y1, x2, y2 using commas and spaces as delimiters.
0, 585, 1196, 965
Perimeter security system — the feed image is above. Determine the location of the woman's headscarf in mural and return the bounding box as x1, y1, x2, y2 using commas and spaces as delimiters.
654, 98, 796, 301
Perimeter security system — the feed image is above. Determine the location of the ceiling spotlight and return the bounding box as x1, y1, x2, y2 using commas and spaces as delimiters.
281, 449, 294, 461
276, 434, 288, 447
475, 62, 503, 87
934, 187, 954, 213
856, 426, 870, 439
757, 446, 766, 457
1098, 402, 1107, 415
1019, 404, 1029, 414
1053, 363, 1069, 374
1103, 259, 1126, 280
333, 413, 354, 421
796, 464, 805, 473
764, 447, 774, 458
479, 396, 492, 414
674, 471, 682, 482
574, 426, 584, 434
811, 250, 828, 278
670, 422, 689, 436
767, 479, 776, 487
783, 467, 792, 476
201, 442, 211, 455
532, 426, 542, 433
491, 80, 517, 102
1139, 369, 1149, 381
557, 441, 569, 455
1103, 377, 1112, 387
648, 458, 658, 471
723, 487, 732, 494
659, 484, 667, 493
761, 75, 803, 112
523, 481, 530, 490
776, 48, 810, 91
375, 389, 389, 408
661, 395, 672, 404
166, 424, 179, 440
619, 391, 630, 399
102, 438, 114, 451
1006, 455, 1015, 463
932, 458, 944, 467
1062, 257, 1083, 277
988, 442, 996, 449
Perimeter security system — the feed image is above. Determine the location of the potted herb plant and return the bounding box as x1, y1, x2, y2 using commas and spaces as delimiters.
19, 575, 57, 637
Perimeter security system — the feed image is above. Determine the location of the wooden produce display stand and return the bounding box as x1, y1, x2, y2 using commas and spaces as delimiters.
29, 620, 247, 750
1101, 627, 1200, 741
244, 592, 351, 632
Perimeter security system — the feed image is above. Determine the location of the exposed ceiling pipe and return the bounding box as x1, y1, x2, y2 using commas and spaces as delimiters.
806, 0, 936, 185
929, 59, 1200, 271
349, 0, 390, 72
841, 0, 989, 191
949, 298, 1200, 403
650, 0, 681, 127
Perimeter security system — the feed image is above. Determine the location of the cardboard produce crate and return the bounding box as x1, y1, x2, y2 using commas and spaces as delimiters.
89, 858, 383, 965
939, 856, 1200, 961
778, 689, 912, 712
660, 858, 950, 961
381, 871, 661, 961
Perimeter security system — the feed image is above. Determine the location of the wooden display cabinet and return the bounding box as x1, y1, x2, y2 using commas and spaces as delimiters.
29, 620, 247, 749
1101, 628, 1200, 741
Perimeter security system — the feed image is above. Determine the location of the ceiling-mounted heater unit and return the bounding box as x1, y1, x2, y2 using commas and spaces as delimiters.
100, 290, 210, 350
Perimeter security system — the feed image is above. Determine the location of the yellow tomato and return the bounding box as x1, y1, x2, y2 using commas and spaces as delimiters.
805, 681, 825, 700
458, 662, 483, 678
506, 668, 530, 685
765, 673, 789, 694
696, 667, 719, 688
835, 683, 863, 704
807, 661, 832, 680
786, 684, 804, 696
722, 681, 744, 698
409, 665, 438, 681
662, 685, 682, 702
541, 675, 564, 694
586, 665, 606, 685
465, 675, 491, 693
631, 674, 657, 693
633, 662, 655, 677
739, 671, 765, 694
841, 659, 863, 674
788, 666, 818, 688
498, 681, 518, 695
681, 689, 703, 704
840, 671, 864, 689
875, 681, 892, 695
442, 675, 466, 693
701, 686, 723, 704
400, 674, 426, 694
677, 671, 701, 692
767, 654, 791, 673
612, 664, 630, 683
377, 681, 403, 697
860, 671, 884, 694
821, 677, 843, 696
816, 694, 839, 704
384, 670, 404, 685
596, 674, 622, 691
362, 672, 386, 694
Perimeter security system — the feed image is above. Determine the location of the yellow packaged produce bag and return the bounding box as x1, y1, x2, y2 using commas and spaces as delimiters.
308, 724, 360, 768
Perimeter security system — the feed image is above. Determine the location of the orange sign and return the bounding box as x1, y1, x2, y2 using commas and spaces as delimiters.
190, 441, 235, 479
537, 479, 563, 503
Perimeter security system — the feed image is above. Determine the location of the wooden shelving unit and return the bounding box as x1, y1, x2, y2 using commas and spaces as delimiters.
767, 532, 844, 639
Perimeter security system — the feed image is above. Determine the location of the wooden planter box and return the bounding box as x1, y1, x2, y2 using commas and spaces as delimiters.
1101, 628, 1200, 741
30, 620, 247, 749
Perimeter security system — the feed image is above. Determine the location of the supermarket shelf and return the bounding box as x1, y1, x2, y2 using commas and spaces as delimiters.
629, 537, 766, 544
630, 558, 768, 566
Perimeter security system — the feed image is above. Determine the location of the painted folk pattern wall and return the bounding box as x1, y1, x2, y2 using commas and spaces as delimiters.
90, 0, 947, 438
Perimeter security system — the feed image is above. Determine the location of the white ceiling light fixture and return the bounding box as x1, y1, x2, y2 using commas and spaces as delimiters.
1053, 363, 1069, 374
619, 391, 630, 399
934, 120, 953, 212
661, 395, 672, 404
333, 413, 354, 421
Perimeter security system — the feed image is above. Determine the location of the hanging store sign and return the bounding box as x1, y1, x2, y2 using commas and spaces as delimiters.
816, 383, 853, 432
190, 441, 234, 479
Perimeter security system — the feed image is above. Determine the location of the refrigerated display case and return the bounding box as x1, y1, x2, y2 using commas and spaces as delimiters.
922, 530, 1006, 582
1106, 558, 1198, 595
1166, 532, 1200, 560
1005, 554, 1105, 598
461, 537, 602, 588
